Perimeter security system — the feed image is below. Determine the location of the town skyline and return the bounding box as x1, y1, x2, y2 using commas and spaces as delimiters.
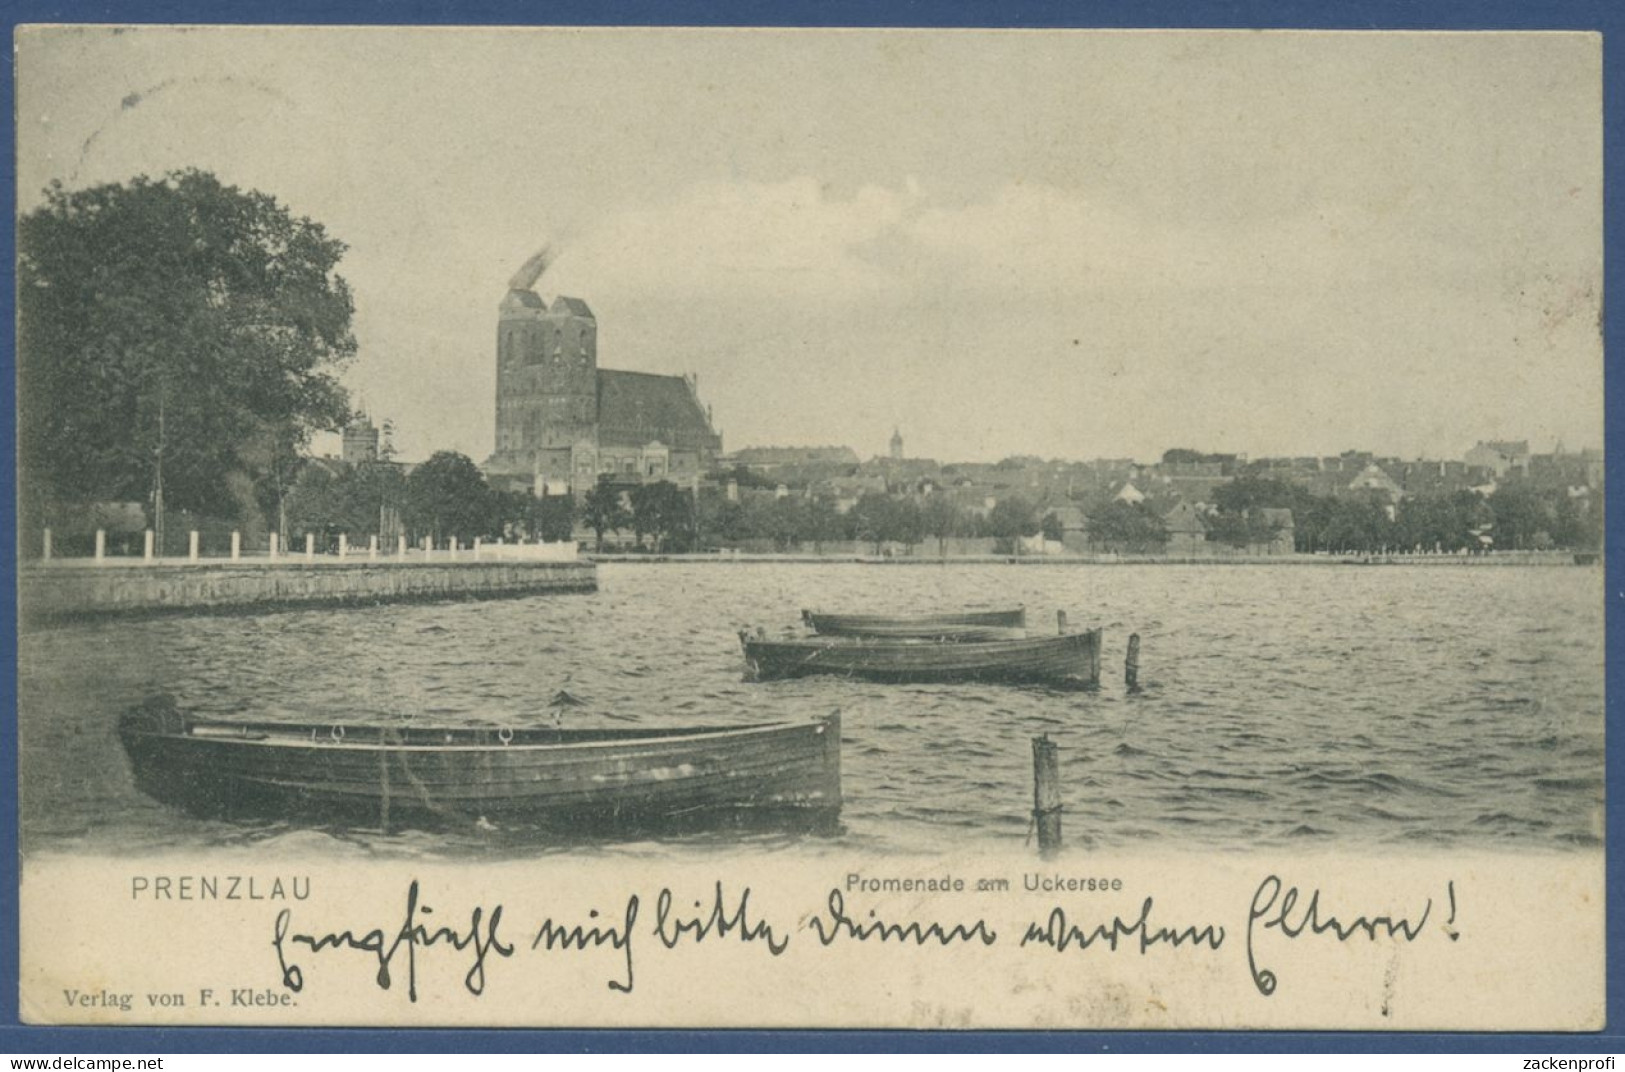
19, 27, 1604, 466
324, 418, 1598, 473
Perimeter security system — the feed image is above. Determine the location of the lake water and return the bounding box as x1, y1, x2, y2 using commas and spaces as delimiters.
17, 561, 1605, 859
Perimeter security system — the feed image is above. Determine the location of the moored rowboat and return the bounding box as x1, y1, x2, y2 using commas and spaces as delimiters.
118, 698, 841, 829
741, 628, 1103, 686
801, 607, 1027, 640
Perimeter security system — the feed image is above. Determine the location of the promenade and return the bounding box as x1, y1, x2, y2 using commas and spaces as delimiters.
20, 547, 596, 622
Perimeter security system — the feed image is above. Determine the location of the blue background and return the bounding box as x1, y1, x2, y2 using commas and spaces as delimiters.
0, 0, 1618, 1054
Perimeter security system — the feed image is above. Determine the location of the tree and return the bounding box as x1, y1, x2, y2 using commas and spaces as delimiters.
696, 493, 746, 548
534, 495, 576, 543
1488, 484, 1552, 551
849, 493, 895, 554
405, 452, 493, 544
627, 481, 696, 552
582, 482, 630, 552
1085, 501, 1167, 552
1212, 476, 1299, 515
985, 495, 1038, 553
1204, 510, 1281, 551
921, 496, 964, 557
284, 459, 407, 547
18, 171, 355, 540
486, 488, 574, 543
803, 496, 847, 553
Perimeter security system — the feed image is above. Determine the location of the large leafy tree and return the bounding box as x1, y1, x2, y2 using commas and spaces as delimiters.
628, 481, 695, 552
1085, 501, 1167, 552
985, 495, 1038, 552
582, 482, 630, 552
405, 452, 494, 544
18, 170, 355, 535
285, 460, 408, 545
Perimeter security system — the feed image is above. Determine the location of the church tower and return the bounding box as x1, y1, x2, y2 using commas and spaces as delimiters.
495, 289, 598, 463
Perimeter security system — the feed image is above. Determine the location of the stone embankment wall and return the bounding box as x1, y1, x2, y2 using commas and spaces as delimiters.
19, 560, 598, 622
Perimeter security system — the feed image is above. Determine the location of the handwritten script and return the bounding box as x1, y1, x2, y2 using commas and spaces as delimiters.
268, 874, 1453, 1002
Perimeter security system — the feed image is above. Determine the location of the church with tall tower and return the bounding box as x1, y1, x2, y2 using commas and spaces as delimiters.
483, 251, 722, 498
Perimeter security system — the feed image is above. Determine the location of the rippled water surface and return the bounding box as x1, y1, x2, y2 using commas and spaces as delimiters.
18, 562, 1605, 858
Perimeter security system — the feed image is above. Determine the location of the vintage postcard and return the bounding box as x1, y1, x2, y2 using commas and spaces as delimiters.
13, 26, 1605, 1031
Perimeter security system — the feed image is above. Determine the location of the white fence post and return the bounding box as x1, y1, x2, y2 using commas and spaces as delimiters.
94, 529, 106, 562
144, 530, 155, 561
305, 534, 315, 561
188, 531, 199, 562
338, 534, 348, 559
269, 532, 279, 558
397, 535, 407, 557
231, 531, 241, 561
42, 528, 52, 561
369, 535, 379, 559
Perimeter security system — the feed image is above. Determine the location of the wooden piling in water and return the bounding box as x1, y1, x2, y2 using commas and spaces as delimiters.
1032, 735, 1062, 857
1057, 609, 1068, 634
1125, 633, 1141, 692
378, 740, 392, 836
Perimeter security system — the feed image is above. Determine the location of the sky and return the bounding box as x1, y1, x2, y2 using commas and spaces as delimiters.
15, 27, 1605, 464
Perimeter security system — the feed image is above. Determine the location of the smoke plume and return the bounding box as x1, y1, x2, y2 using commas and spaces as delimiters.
507, 246, 554, 292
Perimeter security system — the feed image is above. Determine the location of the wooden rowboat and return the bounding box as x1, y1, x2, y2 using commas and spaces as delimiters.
801, 607, 1027, 640
741, 628, 1102, 686
118, 698, 841, 830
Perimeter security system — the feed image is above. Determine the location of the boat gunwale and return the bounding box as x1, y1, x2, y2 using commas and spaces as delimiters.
743, 630, 1094, 653
802, 607, 1025, 627
126, 717, 836, 754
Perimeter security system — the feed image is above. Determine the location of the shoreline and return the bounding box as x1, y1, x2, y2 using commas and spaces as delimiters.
589, 551, 1594, 567
18, 558, 598, 624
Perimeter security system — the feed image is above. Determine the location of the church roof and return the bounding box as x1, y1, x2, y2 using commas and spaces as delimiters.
597, 369, 715, 446
551, 296, 595, 319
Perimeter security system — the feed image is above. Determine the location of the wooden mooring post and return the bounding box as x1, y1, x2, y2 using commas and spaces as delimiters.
1031, 735, 1062, 857
1056, 609, 1068, 634
377, 740, 392, 836
1125, 633, 1141, 692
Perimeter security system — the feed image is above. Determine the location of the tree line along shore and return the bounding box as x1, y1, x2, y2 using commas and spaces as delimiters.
18, 170, 1602, 569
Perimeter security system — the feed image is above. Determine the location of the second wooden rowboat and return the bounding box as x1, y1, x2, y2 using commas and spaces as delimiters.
118, 698, 841, 830
801, 606, 1027, 641
741, 628, 1103, 686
